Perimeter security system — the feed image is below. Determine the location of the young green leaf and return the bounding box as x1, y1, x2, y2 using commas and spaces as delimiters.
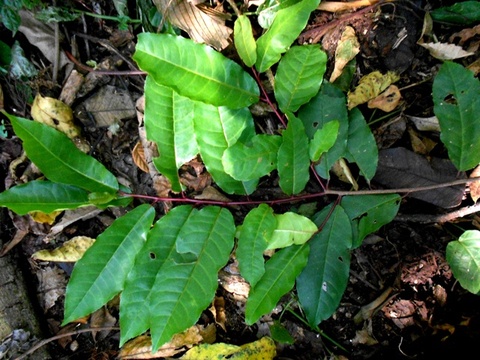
298, 83, 349, 179
274, 45, 327, 113
63, 204, 155, 325
143, 206, 235, 351
278, 113, 310, 195
245, 243, 309, 325
120, 205, 195, 346
296, 205, 352, 326
236, 204, 276, 287
223, 134, 282, 181
267, 212, 317, 250
134, 33, 259, 109
144, 77, 198, 192
5, 113, 119, 193
344, 108, 378, 182
257, 0, 301, 29
255, 0, 320, 73
341, 194, 400, 248
234, 15, 257, 67
446, 230, 480, 294
0, 180, 89, 215
309, 120, 340, 162
194, 102, 258, 194
432, 61, 480, 171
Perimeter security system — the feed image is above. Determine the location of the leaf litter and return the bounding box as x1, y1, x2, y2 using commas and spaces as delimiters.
1, 0, 480, 359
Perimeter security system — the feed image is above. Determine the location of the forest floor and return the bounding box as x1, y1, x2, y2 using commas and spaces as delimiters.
1, 0, 480, 359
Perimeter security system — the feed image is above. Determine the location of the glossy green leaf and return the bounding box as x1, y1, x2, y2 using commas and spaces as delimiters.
134, 33, 259, 109
341, 194, 400, 248
223, 134, 281, 181
255, 0, 320, 73
120, 205, 195, 346
278, 114, 310, 195
446, 230, 480, 295
257, 0, 302, 29
236, 204, 276, 287
297, 205, 352, 326
309, 120, 340, 162
431, 1, 480, 26
0, 180, 89, 215
234, 15, 257, 67
432, 61, 480, 171
194, 102, 257, 194
6, 114, 118, 193
298, 83, 349, 179
141, 206, 235, 351
245, 243, 309, 325
344, 108, 378, 182
63, 204, 155, 325
267, 212, 317, 250
274, 45, 327, 113
144, 77, 198, 192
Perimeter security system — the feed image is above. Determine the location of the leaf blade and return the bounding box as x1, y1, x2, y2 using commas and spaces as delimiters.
234, 15, 257, 67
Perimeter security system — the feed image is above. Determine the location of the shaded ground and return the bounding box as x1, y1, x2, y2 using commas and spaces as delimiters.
1, 0, 480, 359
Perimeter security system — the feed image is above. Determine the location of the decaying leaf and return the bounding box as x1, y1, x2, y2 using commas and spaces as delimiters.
29, 210, 61, 225
36, 266, 67, 312
90, 306, 117, 341
32, 236, 95, 262
407, 126, 437, 155
330, 26, 360, 82
209, 296, 227, 332
153, 0, 232, 50
367, 85, 402, 112
407, 115, 441, 132
132, 141, 149, 173
347, 71, 399, 109
469, 165, 480, 203
419, 42, 474, 60
331, 158, 358, 190
118, 325, 215, 359
180, 336, 276, 360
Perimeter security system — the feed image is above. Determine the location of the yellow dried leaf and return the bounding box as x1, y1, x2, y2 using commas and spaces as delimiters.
181, 337, 276, 360
347, 71, 400, 110
332, 158, 358, 190
367, 85, 402, 112
330, 26, 360, 82
31, 236, 95, 262
31, 94, 81, 139
29, 210, 61, 224
132, 141, 149, 173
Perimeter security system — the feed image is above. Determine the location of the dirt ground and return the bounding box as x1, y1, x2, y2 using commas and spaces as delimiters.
1, 0, 480, 359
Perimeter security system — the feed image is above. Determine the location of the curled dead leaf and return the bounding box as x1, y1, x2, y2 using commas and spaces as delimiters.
132, 141, 149, 173
32, 236, 95, 262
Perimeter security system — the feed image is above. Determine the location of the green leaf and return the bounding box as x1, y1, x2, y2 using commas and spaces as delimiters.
344, 108, 378, 182
63, 204, 155, 325
144, 77, 198, 192
255, 0, 320, 73
298, 83, 349, 179
141, 206, 235, 351
10, 41, 38, 79
269, 321, 295, 344
431, 1, 480, 26
267, 212, 317, 249
446, 230, 480, 295
1, 6, 21, 34
245, 244, 310, 325
120, 205, 195, 346
274, 45, 327, 113
278, 114, 310, 195
309, 120, 340, 162
234, 15, 257, 67
223, 134, 282, 181
296, 205, 352, 326
432, 61, 480, 171
341, 194, 400, 248
0, 180, 90, 215
257, 0, 302, 29
194, 102, 258, 194
236, 204, 276, 287
6, 114, 119, 193
134, 33, 259, 109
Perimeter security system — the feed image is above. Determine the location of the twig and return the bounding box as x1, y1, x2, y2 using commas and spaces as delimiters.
395, 202, 480, 224
14, 326, 120, 360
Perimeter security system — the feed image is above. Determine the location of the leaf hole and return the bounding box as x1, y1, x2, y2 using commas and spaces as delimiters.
338, 256, 344, 263
149, 252, 156, 259
313, 121, 319, 128
443, 94, 457, 105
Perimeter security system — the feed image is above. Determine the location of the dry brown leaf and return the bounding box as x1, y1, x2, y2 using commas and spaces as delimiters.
347, 71, 400, 110
419, 42, 474, 60
90, 307, 117, 341
469, 165, 480, 203
330, 26, 360, 82
209, 296, 227, 332
132, 141, 149, 173
36, 266, 67, 312
367, 85, 402, 112
32, 236, 95, 262
407, 126, 437, 155
331, 158, 358, 190
153, 0, 232, 50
